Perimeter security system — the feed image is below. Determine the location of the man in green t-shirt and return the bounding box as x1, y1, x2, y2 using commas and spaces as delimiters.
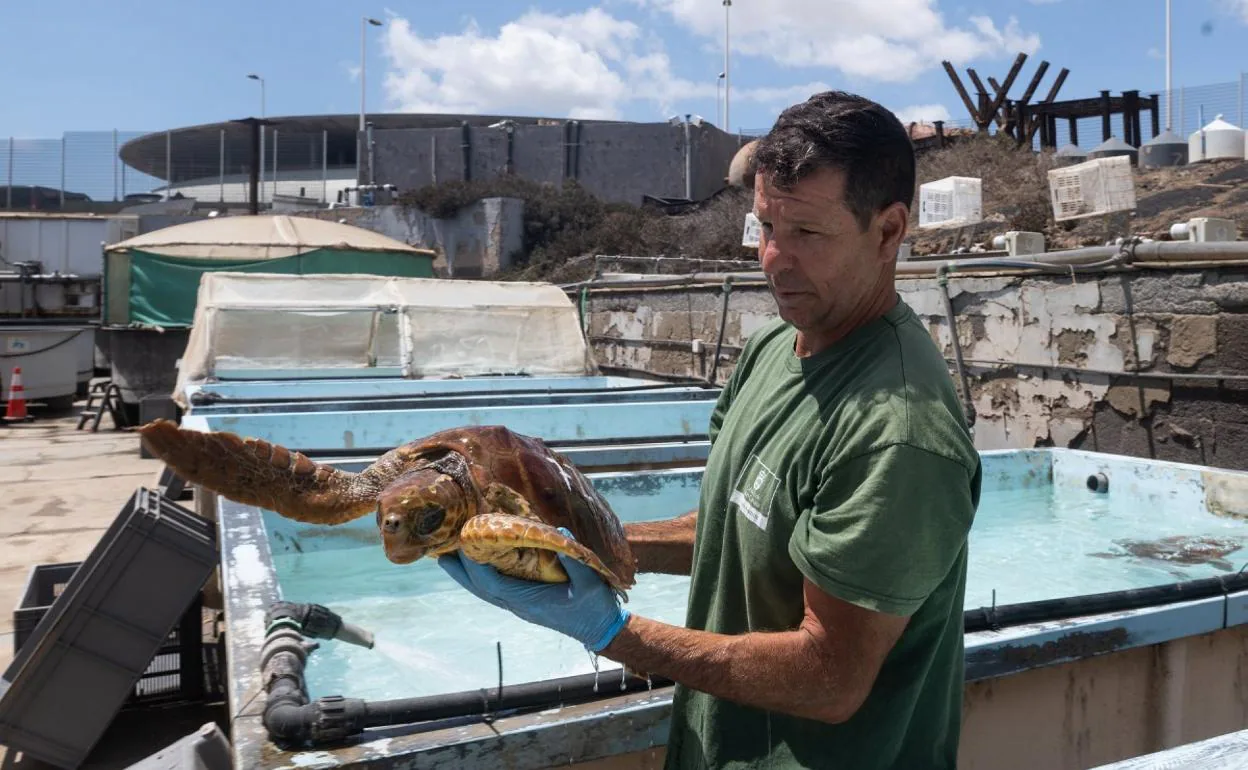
440, 90, 981, 768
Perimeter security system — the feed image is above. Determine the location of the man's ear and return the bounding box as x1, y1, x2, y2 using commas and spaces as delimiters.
876, 202, 909, 262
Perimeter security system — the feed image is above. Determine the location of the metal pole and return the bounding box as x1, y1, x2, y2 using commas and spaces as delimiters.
220, 128, 225, 202
722, 0, 731, 134
1165, 0, 1172, 130
165, 129, 172, 200
272, 128, 278, 200
59, 136, 65, 208
6, 137, 11, 209
322, 129, 328, 203
367, 122, 375, 185
1239, 72, 1244, 129
359, 17, 383, 187
112, 129, 118, 202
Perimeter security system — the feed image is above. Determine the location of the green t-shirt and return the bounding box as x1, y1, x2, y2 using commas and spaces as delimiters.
663, 297, 982, 770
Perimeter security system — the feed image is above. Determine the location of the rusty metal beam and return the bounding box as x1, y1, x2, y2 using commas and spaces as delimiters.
1026, 67, 1070, 143
942, 60, 984, 127
1019, 61, 1050, 105
988, 53, 1028, 116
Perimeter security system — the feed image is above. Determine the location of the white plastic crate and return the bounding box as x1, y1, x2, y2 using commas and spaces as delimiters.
918, 176, 982, 229
1047, 155, 1137, 221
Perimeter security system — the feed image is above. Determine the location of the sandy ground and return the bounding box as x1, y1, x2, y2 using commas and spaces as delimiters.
0, 400, 226, 769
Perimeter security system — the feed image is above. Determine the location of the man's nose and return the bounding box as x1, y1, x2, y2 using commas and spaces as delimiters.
760, 235, 792, 273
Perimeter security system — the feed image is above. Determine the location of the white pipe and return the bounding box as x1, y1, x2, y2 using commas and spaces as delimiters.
1160, 638, 1188, 749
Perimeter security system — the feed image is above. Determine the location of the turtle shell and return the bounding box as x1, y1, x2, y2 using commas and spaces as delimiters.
387, 425, 637, 589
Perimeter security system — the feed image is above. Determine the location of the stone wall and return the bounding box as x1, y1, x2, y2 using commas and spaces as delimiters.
579, 267, 1248, 471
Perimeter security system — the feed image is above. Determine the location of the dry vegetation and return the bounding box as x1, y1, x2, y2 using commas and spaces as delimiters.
398, 133, 1248, 279
397, 176, 756, 283
908, 134, 1248, 254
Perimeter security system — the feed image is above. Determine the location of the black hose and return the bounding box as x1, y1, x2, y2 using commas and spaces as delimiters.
265, 660, 671, 746
963, 571, 1248, 633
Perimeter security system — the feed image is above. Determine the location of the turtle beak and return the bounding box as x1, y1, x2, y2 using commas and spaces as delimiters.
382, 536, 427, 565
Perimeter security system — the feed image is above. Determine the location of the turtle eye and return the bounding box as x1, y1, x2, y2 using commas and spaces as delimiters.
416, 505, 446, 536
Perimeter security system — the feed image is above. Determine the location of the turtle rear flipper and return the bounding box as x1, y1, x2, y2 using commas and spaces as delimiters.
138, 419, 380, 525
459, 513, 629, 601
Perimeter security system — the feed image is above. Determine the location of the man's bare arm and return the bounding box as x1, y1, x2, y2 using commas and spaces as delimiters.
623, 509, 697, 575
601, 578, 909, 724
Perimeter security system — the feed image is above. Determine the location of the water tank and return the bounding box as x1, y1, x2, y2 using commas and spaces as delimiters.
1088, 136, 1139, 166
1054, 143, 1088, 167
1139, 129, 1189, 168
727, 140, 759, 188
1188, 114, 1245, 162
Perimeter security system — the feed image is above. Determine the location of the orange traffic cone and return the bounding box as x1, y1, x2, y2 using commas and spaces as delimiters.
5, 366, 28, 421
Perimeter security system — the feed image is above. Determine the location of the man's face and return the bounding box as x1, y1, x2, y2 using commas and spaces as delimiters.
752, 166, 900, 338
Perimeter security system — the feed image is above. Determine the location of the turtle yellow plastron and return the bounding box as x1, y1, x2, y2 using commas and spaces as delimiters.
137, 420, 637, 599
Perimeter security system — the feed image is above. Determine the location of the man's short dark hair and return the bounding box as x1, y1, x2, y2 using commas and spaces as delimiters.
751, 91, 916, 232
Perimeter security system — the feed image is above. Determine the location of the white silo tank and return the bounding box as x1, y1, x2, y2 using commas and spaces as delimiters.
1188, 114, 1245, 162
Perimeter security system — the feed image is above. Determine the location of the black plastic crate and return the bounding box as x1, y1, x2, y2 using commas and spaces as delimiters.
0, 487, 220, 769
13, 561, 212, 708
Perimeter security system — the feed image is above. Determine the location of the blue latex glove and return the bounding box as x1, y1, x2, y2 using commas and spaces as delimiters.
438, 527, 630, 653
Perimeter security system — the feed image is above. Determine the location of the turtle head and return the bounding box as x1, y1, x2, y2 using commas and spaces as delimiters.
376, 467, 473, 564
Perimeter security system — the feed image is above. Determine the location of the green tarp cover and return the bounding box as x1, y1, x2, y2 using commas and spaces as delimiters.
123, 248, 434, 328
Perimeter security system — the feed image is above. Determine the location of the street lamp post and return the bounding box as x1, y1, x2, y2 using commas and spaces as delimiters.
247, 73, 266, 205
722, 0, 731, 134
359, 16, 383, 186
717, 72, 725, 127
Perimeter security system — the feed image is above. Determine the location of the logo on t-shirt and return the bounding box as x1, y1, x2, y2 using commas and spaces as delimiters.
730, 454, 780, 530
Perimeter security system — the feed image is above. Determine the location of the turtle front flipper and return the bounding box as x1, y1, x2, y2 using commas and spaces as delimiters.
458, 513, 628, 600
138, 419, 381, 525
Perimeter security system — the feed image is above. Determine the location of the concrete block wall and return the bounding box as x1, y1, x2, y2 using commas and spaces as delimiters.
372, 121, 746, 206
301, 199, 524, 278
580, 267, 1248, 471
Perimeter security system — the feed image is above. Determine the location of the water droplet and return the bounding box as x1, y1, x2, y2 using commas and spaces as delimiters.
646, 674, 653, 691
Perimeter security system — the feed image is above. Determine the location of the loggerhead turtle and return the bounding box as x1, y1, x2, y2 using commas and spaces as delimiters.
1090, 535, 1243, 572
137, 419, 636, 598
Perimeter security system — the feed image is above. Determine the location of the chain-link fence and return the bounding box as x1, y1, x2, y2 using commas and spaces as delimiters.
4, 72, 1246, 211
2, 124, 355, 210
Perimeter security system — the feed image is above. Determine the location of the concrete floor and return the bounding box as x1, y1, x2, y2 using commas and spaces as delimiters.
0, 400, 227, 769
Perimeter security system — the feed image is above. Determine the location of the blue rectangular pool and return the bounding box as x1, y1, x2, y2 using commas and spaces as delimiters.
238, 449, 1248, 705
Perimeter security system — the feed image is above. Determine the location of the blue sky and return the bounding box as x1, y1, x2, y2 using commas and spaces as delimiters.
1, 0, 1245, 140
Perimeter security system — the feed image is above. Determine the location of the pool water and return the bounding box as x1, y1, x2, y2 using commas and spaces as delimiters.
272, 547, 692, 701
965, 482, 1247, 609
271, 470, 1248, 702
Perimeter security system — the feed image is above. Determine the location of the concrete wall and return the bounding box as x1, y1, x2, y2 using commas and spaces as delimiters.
580, 266, 1248, 471
301, 199, 524, 278
569, 626, 1248, 770
371, 121, 745, 206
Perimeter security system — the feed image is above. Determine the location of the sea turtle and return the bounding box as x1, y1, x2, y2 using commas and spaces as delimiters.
137, 419, 636, 598
1090, 535, 1244, 572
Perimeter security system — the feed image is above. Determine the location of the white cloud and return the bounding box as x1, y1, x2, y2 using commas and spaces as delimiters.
638, 0, 1041, 83
892, 103, 952, 124
379, 9, 713, 120
376, 3, 1040, 123
1226, 0, 1248, 23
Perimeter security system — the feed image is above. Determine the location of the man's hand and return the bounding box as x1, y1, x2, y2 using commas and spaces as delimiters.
437, 528, 631, 652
